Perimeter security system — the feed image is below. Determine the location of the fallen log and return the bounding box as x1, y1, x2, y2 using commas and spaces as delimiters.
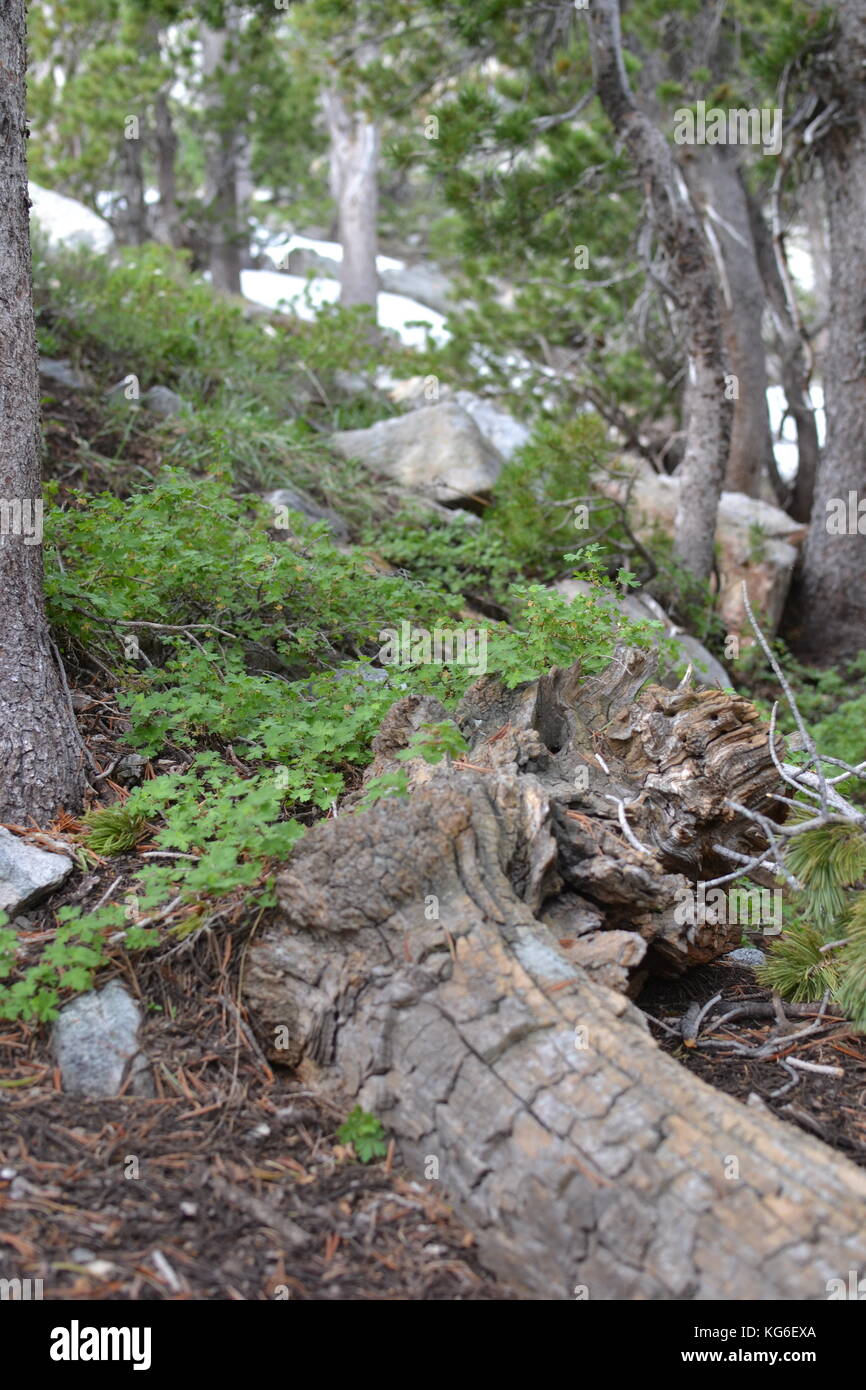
244, 649, 866, 1298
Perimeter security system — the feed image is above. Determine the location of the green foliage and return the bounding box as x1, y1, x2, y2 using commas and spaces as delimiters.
366, 509, 516, 608
760, 820, 866, 1029
395, 720, 468, 765
486, 415, 623, 580
837, 895, 866, 1032
756, 918, 839, 1005
82, 805, 149, 855
487, 546, 658, 688
783, 822, 866, 929
336, 1106, 388, 1163
357, 768, 411, 808
0, 904, 126, 1023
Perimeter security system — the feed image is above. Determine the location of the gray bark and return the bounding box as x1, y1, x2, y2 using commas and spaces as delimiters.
245, 656, 866, 1299
0, 1, 87, 823
322, 87, 380, 310
113, 127, 148, 246
685, 147, 775, 499
201, 10, 243, 296
793, 0, 866, 662
746, 185, 820, 524
147, 19, 181, 251
586, 0, 732, 582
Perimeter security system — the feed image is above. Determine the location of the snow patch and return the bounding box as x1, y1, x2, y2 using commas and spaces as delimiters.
28, 183, 114, 255
240, 269, 450, 349
766, 382, 825, 483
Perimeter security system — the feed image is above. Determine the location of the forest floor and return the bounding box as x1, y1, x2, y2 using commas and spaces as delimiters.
4, 683, 866, 1300
640, 962, 866, 1166
0, 911, 511, 1302
0, 692, 511, 1301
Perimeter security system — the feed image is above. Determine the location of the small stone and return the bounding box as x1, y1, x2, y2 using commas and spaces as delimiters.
141, 385, 186, 418
0, 827, 73, 915
727, 947, 766, 967
53, 980, 154, 1098
39, 357, 93, 391
264, 487, 350, 543
114, 753, 147, 787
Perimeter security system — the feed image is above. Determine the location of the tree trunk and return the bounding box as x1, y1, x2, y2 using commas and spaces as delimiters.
685, 147, 775, 499
322, 87, 380, 310
791, 0, 866, 663
746, 185, 821, 523
586, 0, 732, 583
150, 85, 181, 249
113, 127, 148, 246
201, 12, 242, 296
0, 0, 86, 824
245, 656, 866, 1299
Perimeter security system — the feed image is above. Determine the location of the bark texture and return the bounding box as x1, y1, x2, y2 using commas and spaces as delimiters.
201, 10, 243, 296
323, 87, 380, 310
586, 0, 732, 582
0, 0, 86, 824
685, 147, 775, 499
148, 18, 181, 250
747, 184, 820, 522
792, 0, 866, 661
113, 129, 148, 246
244, 653, 866, 1298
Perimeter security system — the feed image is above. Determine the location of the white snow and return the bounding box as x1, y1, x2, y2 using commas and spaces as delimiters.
787, 245, 815, 294
239, 268, 450, 349
28, 182, 114, 255
263, 232, 404, 273
766, 382, 825, 482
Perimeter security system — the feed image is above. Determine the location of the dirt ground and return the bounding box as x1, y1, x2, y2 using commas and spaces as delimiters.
639, 960, 866, 1166
0, 931, 513, 1301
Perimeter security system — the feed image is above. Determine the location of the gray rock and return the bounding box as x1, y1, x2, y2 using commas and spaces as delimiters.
114, 753, 147, 787
380, 262, 454, 315
379, 380, 530, 464
453, 391, 531, 462
141, 385, 186, 418
331, 402, 504, 504
39, 357, 92, 391
727, 947, 766, 967
553, 581, 731, 690
597, 457, 805, 636
264, 487, 350, 542
0, 827, 73, 915
53, 980, 154, 1098
282, 246, 340, 278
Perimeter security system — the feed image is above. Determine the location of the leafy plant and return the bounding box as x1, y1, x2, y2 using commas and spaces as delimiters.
336, 1106, 388, 1163
82, 805, 149, 856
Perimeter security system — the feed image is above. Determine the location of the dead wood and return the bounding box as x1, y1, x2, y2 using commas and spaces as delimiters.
244, 649, 866, 1298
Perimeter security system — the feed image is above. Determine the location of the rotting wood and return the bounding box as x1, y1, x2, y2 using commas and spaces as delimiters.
244, 649, 866, 1298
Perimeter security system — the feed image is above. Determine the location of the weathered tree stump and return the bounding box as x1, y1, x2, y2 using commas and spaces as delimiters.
245, 649, 866, 1298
